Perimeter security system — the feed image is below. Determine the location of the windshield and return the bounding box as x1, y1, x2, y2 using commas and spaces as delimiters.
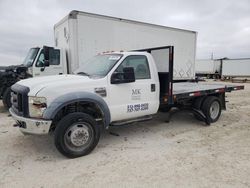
22, 48, 39, 67
75, 54, 123, 77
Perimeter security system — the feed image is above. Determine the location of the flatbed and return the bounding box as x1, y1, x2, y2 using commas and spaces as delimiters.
173, 82, 244, 99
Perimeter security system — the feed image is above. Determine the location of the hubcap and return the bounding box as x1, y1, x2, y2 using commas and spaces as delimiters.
64, 123, 93, 150
70, 126, 89, 146
209, 101, 220, 120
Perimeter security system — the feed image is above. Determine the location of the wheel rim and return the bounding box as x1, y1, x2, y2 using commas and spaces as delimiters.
64, 122, 93, 152
209, 101, 220, 120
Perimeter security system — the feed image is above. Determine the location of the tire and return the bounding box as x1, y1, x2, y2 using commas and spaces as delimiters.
159, 106, 172, 112
201, 96, 221, 123
2, 87, 11, 109
54, 112, 100, 158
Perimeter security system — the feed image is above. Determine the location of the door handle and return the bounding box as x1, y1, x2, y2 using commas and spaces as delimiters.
151, 84, 156, 92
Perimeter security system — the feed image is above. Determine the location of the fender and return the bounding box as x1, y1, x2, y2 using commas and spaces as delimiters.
43, 91, 111, 128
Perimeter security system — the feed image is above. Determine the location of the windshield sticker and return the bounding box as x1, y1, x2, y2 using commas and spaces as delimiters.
108, 56, 120, 61
127, 103, 149, 113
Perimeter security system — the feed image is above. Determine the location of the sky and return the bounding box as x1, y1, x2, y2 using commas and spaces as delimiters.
0, 0, 249, 65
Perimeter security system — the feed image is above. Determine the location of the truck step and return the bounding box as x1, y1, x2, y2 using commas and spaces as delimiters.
111, 115, 153, 126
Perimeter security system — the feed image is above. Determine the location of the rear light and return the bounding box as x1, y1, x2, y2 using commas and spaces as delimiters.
189, 92, 201, 97
215, 88, 225, 93
163, 96, 168, 103
236, 86, 242, 90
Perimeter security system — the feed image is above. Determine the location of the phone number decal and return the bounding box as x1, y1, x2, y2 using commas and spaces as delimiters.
127, 103, 149, 113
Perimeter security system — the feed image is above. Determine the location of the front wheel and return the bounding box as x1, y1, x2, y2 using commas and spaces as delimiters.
54, 112, 100, 158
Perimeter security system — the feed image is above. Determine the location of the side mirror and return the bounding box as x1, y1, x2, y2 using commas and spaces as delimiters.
111, 67, 135, 84
44, 60, 49, 67
43, 46, 54, 66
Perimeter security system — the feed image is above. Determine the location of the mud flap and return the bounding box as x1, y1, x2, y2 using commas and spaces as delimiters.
165, 107, 211, 126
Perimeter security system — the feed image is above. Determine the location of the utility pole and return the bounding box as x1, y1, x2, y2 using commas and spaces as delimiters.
211, 52, 214, 60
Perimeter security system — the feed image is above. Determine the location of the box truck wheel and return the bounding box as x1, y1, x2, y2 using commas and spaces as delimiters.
201, 96, 221, 123
54, 112, 100, 158
2, 87, 12, 109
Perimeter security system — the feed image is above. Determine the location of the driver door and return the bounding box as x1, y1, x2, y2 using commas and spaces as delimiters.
108, 55, 159, 122
32, 49, 63, 77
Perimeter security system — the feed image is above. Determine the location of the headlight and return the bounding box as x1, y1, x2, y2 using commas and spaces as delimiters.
28, 96, 47, 118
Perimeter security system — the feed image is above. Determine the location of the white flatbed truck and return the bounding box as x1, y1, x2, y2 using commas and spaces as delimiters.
9, 46, 244, 158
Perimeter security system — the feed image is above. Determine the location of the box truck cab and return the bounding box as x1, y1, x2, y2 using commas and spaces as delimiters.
24, 46, 67, 77
0, 46, 67, 108
9, 46, 244, 158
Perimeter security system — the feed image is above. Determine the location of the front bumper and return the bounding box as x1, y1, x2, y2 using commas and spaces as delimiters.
9, 108, 52, 135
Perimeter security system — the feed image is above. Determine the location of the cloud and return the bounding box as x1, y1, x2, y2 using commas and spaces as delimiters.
0, 0, 249, 65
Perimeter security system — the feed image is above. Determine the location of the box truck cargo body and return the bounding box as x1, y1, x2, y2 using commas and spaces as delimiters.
54, 10, 197, 80
195, 59, 221, 78
222, 58, 250, 77
196, 58, 250, 79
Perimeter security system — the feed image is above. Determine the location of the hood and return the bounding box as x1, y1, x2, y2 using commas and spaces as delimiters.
0, 65, 28, 76
0, 64, 26, 71
17, 74, 107, 103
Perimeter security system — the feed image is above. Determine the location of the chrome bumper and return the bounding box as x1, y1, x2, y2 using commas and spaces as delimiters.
9, 108, 52, 135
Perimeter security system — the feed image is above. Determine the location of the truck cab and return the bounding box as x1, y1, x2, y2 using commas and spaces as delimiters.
24, 46, 67, 77
0, 46, 67, 108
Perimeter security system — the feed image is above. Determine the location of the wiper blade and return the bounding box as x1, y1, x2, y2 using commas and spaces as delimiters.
77, 72, 90, 76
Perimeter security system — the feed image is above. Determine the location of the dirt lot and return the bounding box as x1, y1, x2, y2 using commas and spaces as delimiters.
0, 81, 250, 188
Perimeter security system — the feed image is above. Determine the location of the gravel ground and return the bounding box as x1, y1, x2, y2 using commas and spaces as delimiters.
0, 81, 250, 188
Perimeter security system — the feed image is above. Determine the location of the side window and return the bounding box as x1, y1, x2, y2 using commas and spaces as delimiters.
36, 49, 60, 67
49, 49, 60, 65
36, 52, 45, 67
115, 55, 150, 79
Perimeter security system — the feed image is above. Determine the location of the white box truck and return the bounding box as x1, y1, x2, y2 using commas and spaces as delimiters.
1, 10, 196, 108
195, 59, 221, 79
222, 58, 250, 78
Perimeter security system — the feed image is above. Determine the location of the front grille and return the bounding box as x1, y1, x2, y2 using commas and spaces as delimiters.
11, 84, 29, 117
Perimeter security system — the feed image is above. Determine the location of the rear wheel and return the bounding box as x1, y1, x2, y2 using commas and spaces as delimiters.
54, 112, 100, 158
2, 87, 11, 109
201, 96, 221, 123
